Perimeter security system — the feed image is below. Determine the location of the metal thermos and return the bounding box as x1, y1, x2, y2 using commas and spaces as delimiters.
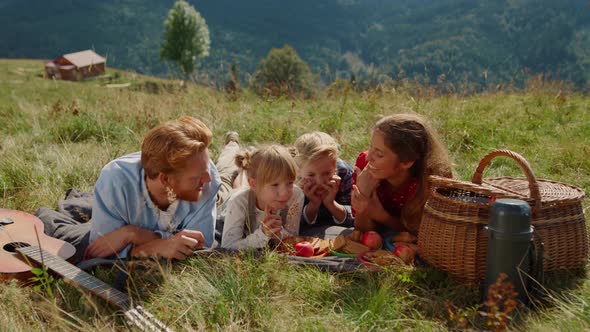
484, 198, 534, 305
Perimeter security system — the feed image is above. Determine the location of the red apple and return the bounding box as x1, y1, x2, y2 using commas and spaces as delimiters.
392, 244, 415, 264
294, 241, 314, 257
361, 231, 383, 249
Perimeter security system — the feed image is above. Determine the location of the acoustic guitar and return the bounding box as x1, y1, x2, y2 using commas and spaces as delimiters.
0, 208, 76, 280
0, 208, 172, 332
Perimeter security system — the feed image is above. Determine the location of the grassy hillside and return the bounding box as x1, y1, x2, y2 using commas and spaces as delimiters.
0, 59, 589, 330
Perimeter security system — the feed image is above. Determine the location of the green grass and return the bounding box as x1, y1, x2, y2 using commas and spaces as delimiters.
0, 59, 589, 331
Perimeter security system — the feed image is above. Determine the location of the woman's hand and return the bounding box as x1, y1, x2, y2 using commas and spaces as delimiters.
261, 206, 283, 238
354, 165, 379, 197
351, 184, 371, 215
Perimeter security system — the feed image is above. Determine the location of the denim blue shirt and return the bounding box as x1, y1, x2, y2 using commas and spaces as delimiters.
89, 152, 221, 258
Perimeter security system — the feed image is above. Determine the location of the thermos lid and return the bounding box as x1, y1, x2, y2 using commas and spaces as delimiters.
489, 198, 532, 234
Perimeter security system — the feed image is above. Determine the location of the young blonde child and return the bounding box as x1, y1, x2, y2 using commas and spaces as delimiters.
292, 132, 354, 235
220, 145, 304, 249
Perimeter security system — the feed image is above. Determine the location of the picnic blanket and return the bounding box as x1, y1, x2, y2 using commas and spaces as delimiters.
193, 247, 363, 272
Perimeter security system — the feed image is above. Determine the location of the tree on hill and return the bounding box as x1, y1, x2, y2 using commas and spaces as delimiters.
251, 45, 317, 98
160, 0, 210, 81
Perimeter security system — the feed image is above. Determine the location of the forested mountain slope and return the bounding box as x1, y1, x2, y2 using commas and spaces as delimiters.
1, 0, 588, 88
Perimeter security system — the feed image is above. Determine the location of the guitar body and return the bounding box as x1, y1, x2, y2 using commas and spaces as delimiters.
0, 208, 76, 280
0, 209, 171, 331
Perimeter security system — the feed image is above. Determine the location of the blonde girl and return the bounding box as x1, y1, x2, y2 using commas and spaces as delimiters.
293, 132, 354, 234
220, 145, 304, 249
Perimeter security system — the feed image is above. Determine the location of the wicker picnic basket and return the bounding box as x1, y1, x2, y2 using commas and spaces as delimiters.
418, 149, 588, 283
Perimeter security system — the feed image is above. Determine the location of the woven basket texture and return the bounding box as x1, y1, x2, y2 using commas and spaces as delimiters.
418, 150, 588, 283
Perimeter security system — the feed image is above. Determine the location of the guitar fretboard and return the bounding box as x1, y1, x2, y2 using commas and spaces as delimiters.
17, 245, 173, 332
16, 246, 131, 310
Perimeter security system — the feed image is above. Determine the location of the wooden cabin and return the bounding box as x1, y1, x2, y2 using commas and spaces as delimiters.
45, 50, 106, 81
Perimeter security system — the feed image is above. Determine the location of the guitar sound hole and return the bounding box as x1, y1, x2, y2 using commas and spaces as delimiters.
3, 242, 30, 253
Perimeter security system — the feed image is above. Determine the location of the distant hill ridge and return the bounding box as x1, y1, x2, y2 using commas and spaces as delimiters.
1, 0, 588, 88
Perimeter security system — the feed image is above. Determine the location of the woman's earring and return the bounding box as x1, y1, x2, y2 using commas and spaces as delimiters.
166, 186, 177, 204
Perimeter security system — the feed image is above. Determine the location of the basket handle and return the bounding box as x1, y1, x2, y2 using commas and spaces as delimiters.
471, 149, 542, 213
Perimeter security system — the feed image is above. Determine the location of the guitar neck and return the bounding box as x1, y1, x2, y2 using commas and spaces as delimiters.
17, 246, 173, 331
17, 245, 131, 309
